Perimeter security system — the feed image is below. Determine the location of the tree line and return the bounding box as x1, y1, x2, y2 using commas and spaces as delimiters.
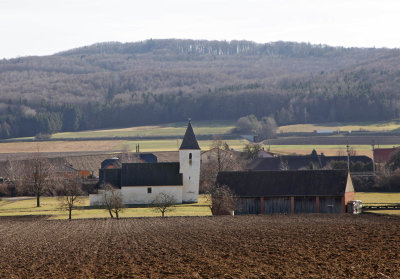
1, 39, 400, 139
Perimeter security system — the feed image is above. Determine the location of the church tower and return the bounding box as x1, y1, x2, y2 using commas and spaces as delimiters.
179, 120, 201, 203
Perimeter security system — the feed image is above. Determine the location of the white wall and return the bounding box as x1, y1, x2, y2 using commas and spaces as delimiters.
89, 189, 122, 206
121, 186, 183, 204
179, 149, 201, 203
89, 186, 183, 205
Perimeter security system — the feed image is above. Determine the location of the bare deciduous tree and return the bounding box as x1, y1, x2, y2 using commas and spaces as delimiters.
4, 159, 24, 196
59, 179, 82, 220
243, 143, 263, 160
150, 192, 176, 217
23, 154, 55, 207
200, 138, 245, 193
102, 184, 124, 219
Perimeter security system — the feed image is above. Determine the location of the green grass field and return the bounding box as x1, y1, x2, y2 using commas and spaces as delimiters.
278, 120, 400, 133
0, 196, 212, 220
0, 193, 399, 219
50, 121, 235, 139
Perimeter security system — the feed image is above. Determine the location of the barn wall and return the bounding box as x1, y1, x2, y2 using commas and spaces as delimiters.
263, 197, 291, 214
319, 197, 342, 213
235, 198, 260, 214
294, 197, 317, 213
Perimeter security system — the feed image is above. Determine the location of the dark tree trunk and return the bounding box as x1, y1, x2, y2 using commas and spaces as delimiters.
69, 207, 72, 220
36, 194, 40, 207
108, 209, 114, 218
115, 211, 119, 219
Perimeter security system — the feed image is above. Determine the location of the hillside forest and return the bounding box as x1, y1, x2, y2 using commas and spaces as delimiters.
1, 39, 400, 139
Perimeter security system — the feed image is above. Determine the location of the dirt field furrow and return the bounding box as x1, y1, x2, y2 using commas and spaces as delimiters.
0, 215, 400, 278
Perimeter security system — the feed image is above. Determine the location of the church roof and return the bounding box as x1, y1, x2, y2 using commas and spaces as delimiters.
179, 121, 200, 150
121, 162, 182, 186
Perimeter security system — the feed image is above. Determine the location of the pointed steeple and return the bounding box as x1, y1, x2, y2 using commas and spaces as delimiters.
179, 119, 200, 150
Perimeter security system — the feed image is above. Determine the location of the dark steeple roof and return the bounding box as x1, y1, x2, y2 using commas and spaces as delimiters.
179, 120, 200, 150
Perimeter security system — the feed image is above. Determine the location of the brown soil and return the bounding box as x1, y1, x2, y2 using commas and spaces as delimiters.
0, 214, 399, 278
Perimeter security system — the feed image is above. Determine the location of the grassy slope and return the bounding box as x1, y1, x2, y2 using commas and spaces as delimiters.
51, 121, 235, 139
0, 193, 399, 219
52, 120, 400, 139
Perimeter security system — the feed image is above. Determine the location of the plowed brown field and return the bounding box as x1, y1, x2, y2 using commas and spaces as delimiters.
0, 214, 399, 278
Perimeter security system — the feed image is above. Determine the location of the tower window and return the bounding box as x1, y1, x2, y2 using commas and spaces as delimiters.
189, 153, 192, 159
147, 187, 152, 194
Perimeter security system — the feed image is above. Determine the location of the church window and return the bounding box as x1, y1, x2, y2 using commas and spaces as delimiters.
189, 153, 192, 165
147, 187, 152, 194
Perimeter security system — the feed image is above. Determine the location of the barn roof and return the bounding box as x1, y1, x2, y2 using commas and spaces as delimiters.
247, 155, 372, 171
139, 153, 158, 163
121, 162, 182, 186
374, 147, 400, 164
179, 121, 200, 150
217, 170, 350, 197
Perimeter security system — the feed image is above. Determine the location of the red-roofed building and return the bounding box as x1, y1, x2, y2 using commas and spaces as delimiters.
374, 147, 400, 164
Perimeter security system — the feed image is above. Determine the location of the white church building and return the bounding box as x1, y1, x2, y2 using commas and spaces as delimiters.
89, 121, 201, 205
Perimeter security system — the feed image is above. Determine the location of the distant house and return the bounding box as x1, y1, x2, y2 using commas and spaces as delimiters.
247, 155, 372, 171
217, 170, 354, 214
90, 121, 201, 205
374, 147, 400, 164
55, 164, 91, 179
101, 158, 122, 169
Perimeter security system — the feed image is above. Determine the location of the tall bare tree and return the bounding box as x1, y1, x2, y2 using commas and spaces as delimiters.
200, 138, 245, 193
23, 153, 54, 207
4, 159, 24, 196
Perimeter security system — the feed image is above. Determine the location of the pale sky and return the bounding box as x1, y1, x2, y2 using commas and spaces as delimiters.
1, 0, 400, 58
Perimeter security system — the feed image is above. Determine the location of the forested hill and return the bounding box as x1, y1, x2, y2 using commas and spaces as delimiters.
0, 39, 400, 139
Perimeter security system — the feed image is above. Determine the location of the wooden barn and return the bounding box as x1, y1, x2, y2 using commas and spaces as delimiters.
216, 170, 354, 214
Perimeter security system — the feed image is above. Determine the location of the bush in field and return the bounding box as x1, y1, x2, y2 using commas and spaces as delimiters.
207, 184, 235, 215
102, 184, 124, 219
150, 193, 176, 217
58, 179, 83, 220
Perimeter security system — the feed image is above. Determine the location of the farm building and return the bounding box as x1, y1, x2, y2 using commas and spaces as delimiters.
90, 121, 200, 205
373, 147, 400, 164
216, 170, 354, 214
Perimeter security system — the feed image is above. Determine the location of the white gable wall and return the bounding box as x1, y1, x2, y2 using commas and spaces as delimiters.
179, 149, 201, 203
